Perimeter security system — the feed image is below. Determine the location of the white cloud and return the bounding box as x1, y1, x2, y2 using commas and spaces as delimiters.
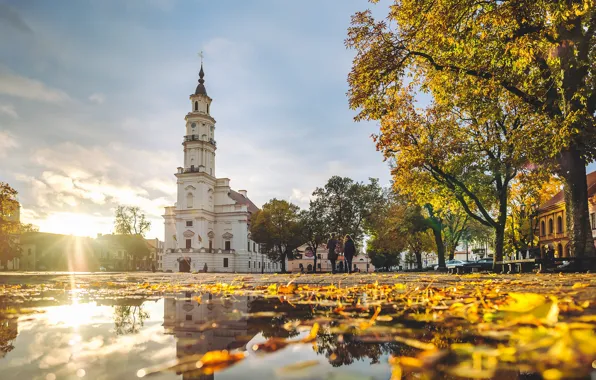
0, 104, 18, 118
89, 93, 105, 104
0, 68, 71, 103
0, 130, 18, 157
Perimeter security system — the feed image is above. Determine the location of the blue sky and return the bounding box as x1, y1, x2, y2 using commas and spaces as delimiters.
0, 0, 392, 238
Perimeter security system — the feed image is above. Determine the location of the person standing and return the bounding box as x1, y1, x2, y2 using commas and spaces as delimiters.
327, 234, 338, 274
343, 235, 356, 274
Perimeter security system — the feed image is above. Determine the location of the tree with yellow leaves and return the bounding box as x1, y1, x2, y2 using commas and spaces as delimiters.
347, 0, 596, 262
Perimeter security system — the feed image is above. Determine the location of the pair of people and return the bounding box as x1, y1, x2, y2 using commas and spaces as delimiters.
327, 234, 356, 274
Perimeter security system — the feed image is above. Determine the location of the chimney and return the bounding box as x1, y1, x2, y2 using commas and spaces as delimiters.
238, 190, 247, 197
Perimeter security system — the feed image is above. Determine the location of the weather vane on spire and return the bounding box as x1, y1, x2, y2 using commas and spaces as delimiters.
198, 50, 204, 65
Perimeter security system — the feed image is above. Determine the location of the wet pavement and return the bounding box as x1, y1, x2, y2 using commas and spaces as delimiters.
0, 272, 595, 379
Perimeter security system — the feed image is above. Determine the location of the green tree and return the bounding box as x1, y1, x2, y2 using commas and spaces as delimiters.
368, 251, 400, 272
312, 176, 383, 244
298, 202, 328, 273
113, 305, 149, 335
250, 199, 302, 273
114, 206, 151, 236
113, 206, 151, 270
347, 0, 596, 261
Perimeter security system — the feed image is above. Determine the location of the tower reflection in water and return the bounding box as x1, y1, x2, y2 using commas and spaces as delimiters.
163, 292, 257, 380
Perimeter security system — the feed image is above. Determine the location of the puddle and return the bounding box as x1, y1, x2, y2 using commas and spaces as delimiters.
0, 293, 393, 380
0, 287, 594, 379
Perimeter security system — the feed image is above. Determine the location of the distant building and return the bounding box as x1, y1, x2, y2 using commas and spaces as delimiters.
288, 244, 373, 273
20, 232, 96, 271
145, 238, 164, 271
536, 171, 596, 258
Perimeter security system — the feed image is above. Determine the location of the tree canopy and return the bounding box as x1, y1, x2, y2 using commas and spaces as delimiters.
346, 0, 596, 262
250, 199, 302, 272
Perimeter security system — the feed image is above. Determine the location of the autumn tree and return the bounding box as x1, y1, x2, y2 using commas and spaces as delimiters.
505, 170, 562, 253
347, 0, 596, 261
0, 183, 36, 268
250, 199, 302, 273
360, 87, 527, 263
312, 176, 384, 244
0, 184, 20, 267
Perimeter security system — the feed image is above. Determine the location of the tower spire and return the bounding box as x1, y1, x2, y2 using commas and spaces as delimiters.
195, 51, 207, 96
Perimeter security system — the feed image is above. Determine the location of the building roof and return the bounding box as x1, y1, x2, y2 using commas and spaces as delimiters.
194, 64, 207, 96
229, 190, 259, 214
538, 171, 596, 211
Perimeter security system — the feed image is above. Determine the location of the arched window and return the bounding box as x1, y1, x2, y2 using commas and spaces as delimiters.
548, 218, 554, 234
557, 243, 563, 258
557, 216, 563, 233
207, 104, 209, 113
540, 220, 545, 236
186, 192, 194, 208
194, 101, 198, 111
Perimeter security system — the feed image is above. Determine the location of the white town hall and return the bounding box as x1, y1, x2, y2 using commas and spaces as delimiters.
162, 62, 282, 273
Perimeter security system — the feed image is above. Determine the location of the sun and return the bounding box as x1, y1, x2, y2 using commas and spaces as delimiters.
31, 212, 113, 237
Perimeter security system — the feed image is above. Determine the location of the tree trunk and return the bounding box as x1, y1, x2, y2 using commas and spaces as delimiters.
415, 252, 422, 270
280, 248, 287, 273
494, 224, 505, 271
431, 227, 446, 268
558, 147, 596, 266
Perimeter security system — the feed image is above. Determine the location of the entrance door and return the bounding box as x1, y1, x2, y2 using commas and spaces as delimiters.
179, 258, 191, 273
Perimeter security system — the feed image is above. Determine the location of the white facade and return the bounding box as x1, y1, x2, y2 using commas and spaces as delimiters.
162, 64, 281, 273
288, 244, 374, 273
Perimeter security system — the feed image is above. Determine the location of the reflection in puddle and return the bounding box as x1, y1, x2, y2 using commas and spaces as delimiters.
0, 294, 392, 380
0, 290, 592, 379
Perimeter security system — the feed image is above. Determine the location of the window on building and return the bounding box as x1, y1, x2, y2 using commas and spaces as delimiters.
209, 240, 213, 252
318, 263, 321, 269
186, 221, 193, 227
225, 241, 231, 251
187, 192, 194, 208
248, 261, 251, 268
259, 262, 261, 268
207, 104, 210, 113
186, 239, 192, 249
253, 242, 256, 252
548, 218, 554, 234
248, 241, 251, 251
194, 101, 198, 111
557, 216, 563, 233
223, 258, 228, 268
185, 291, 192, 301
541, 220, 546, 236
317, 254, 321, 259
591, 213, 596, 230
186, 314, 192, 321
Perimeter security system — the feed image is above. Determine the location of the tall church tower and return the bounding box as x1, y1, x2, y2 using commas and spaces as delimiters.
183, 64, 216, 177
163, 55, 279, 274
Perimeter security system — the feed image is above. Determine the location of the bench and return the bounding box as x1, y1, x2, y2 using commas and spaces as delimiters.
496, 256, 596, 273
495, 259, 537, 273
